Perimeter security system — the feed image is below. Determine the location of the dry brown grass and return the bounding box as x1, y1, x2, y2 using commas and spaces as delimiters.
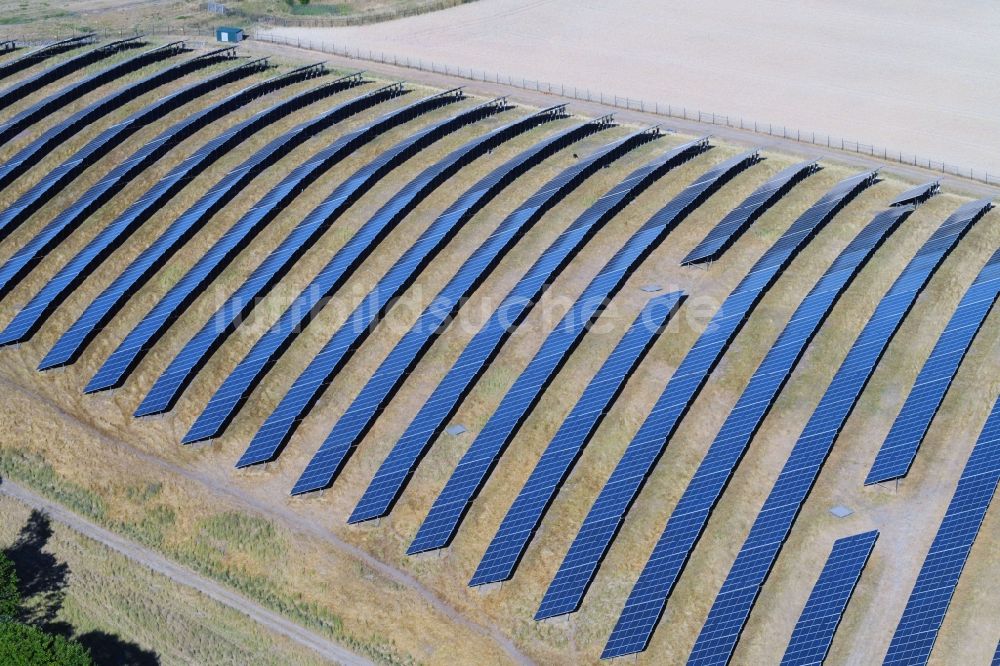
0, 0, 477, 38
0, 493, 330, 666
0, 39, 997, 666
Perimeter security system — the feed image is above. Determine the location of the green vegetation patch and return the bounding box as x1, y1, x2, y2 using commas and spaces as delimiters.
0, 9, 73, 25
195, 510, 288, 561
0, 451, 106, 524
0, 622, 93, 666
290, 2, 353, 16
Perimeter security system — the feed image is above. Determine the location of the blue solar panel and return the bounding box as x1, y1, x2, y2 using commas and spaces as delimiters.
138, 97, 507, 426
0, 47, 237, 244
41, 73, 384, 371
865, 248, 1000, 485
890, 180, 940, 207
883, 395, 1000, 665
85, 84, 418, 394
234, 107, 596, 467
0, 59, 312, 331
470, 291, 684, 586
0, 37, 147, 147
1, 70, 366, 350
780, 530, 878, 666
600, 203, 913, 658
0, 35, 132, 114
139, 90, 478, 419
0, 41, 193, 193
537, 169, 879, 623
688, 198, 993, 666
345, 138, 710, 525
408, 150, 761, 556
993, 640, 1000, 666
0, 35, 96, 83
286, 122, 651, 494
178, 97, 513, 447
681, 160, 819, 265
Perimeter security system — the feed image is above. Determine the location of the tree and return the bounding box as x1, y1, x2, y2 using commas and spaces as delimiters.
0, 622, 93, 666
0, 547, 93, 665
0, 552, 18, 620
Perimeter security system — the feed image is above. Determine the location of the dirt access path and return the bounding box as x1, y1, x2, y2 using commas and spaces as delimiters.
0, 478, 374, 666
0, 375, 533, 665
262, 0, 1000, 175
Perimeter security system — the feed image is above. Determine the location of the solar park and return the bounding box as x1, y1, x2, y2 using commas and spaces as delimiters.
0, 34, 997, 666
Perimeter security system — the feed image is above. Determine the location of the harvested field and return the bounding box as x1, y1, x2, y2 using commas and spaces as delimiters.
264, 0, 1000, 175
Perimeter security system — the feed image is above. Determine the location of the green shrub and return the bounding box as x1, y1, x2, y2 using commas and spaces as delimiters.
0, 553, 18, 620
0, 622, 93, 666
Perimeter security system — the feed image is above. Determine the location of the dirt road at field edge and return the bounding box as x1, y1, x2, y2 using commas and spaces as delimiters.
0, 375, 534, 666
0, 478, 374, 666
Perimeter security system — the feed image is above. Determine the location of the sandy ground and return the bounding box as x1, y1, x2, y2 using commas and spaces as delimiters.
263, 0, 1000, 175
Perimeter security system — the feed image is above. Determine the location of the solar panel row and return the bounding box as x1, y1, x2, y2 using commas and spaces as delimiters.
38, 70, 377, 371
0, 41, 191, 193
176, 95, 509, 444
84, 80, 411, 397
470, 290, 685, 586
601, 203, 914, 658
409, 149, 762, 556
0, 35, 96, 83
0, 61, 320, 338
39, 74, 382, 370
141, 89, 478, 419
865, 247, 1000, 485
137, 96, 496, 415
780, 530, 878, 666
0, 35, 135, 113
681, 159, 819, 265
287, 122, 652, 494
537, 169, 879, 623
0, 37, 148, 146
0, 72, 373, 350
348, 137, 710, 524
0, 51, 249, 250
883, 394, 1000, 665
688, 198, 993, 666
890, 180, 940, 207
236, 106, 589, 468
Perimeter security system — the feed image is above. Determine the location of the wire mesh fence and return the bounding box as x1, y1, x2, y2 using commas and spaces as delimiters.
4, 27, 995, 187
249, 32, 997, 186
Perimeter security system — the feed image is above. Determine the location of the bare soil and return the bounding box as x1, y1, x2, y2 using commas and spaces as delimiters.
264, 0, 1000, 175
